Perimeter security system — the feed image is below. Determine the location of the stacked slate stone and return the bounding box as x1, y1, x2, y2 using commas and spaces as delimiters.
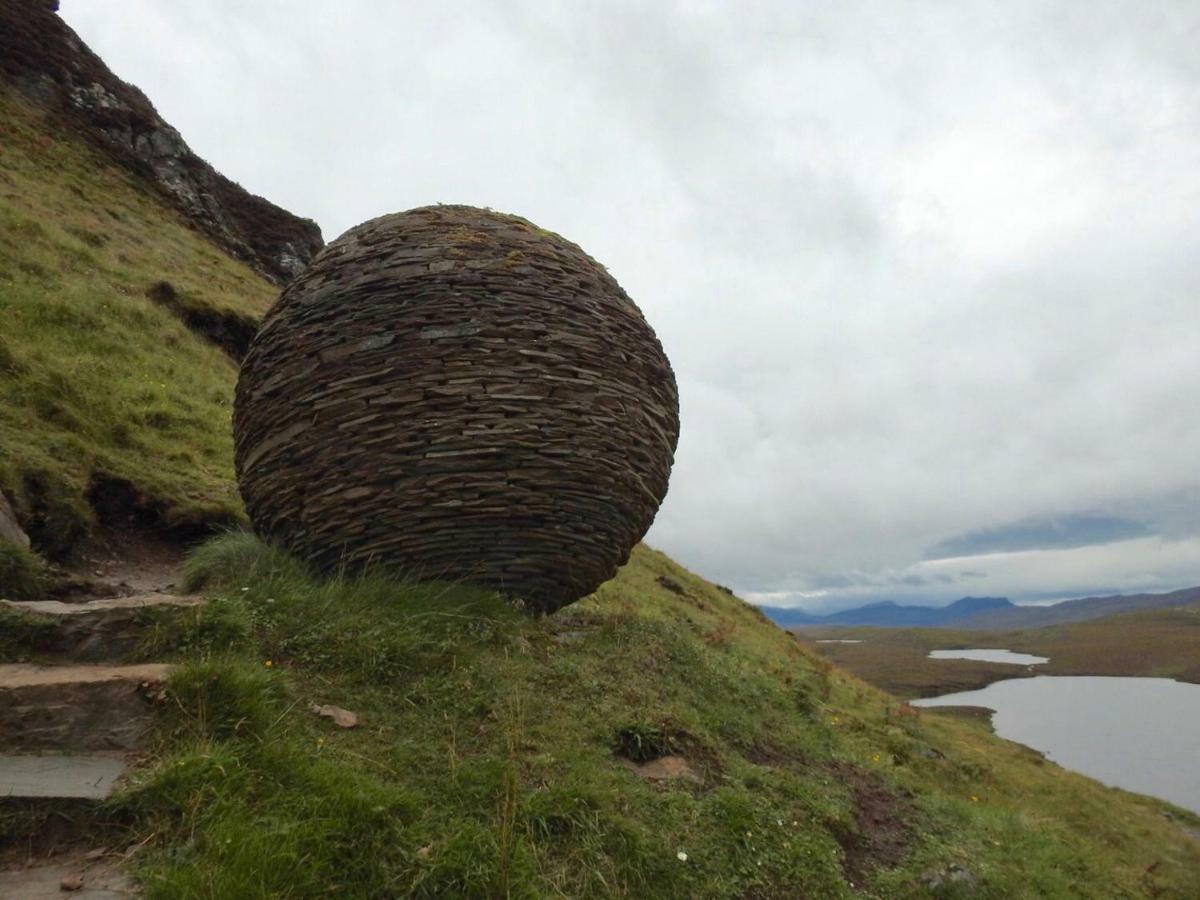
234, 205, 680, 613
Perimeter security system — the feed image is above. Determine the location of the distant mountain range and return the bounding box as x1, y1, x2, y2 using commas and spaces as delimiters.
760, 586, 1200, 630
761, 596, 1013, 628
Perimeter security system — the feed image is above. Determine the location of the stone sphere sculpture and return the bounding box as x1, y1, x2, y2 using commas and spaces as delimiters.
233, 205, 680, 613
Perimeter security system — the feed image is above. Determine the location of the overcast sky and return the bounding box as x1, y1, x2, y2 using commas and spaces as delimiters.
64, 1, 1200, 611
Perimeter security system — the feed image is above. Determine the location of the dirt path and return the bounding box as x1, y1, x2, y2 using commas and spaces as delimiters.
63, 530, 186, 598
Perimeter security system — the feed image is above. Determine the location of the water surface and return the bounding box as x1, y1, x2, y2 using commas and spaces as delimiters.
914, 676, 1200, 814
928, 648, 1048, 665
816, 639, 863, 644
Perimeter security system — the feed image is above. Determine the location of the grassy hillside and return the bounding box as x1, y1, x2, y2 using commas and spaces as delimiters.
801, 603, 1200, 700
2, 536, 1165, 897
0, 85, 275, 558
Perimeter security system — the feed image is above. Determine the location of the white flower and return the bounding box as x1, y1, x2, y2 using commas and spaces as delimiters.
676, 851, 688, 862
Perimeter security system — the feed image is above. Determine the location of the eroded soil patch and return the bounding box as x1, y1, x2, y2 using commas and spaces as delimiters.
146, 281, 258, 361
826, 761, 918, 889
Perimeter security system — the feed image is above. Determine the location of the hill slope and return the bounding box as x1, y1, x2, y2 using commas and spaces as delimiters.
0, 79, 286, 558
0, 0, 324, 564
4, 535, 1192, 897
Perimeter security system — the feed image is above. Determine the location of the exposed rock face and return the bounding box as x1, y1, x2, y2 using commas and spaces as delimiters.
0, 0, 323, 283
0, 492, 30, 549
234, 206, 680, 613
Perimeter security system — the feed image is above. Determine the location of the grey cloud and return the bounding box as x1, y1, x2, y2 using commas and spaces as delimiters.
927, 514, 1155, 559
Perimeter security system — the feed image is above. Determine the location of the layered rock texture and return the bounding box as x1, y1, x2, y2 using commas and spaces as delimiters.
0, 0, 322, 283
234, 206, 680, 612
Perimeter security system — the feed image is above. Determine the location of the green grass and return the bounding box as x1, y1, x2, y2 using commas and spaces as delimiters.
0, 602, 56, 663
0, 87, 276, 557
105, 533, 1200, 898
0, 541, 47, 600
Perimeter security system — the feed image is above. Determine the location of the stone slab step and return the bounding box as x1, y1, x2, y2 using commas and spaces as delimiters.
0, 595, 202, 661
0, 664, 172, 752
0, 753, 128, 800
0, 860, 137, 898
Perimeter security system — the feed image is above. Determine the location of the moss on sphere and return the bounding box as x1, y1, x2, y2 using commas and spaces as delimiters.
233, 205, 680, 613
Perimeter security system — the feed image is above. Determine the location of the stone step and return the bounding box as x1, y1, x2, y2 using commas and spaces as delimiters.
0, 753, 129, 800
0, 595, 202, 662
0, 664, 172, 752
0, 859, 137, 898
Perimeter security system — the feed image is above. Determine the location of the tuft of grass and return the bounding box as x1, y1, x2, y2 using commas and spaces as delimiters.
181, 530, 310, 593
163, 659, 292, 743
124, 738, 419, 899
614, 724, 674, 763
179, 530, 516, 685
0, 541, 48, 600
0, 601, 56, 662
116, 534, 1200, 897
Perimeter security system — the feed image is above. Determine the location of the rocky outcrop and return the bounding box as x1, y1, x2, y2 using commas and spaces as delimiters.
0, 491, 30, 549
0, 0, 322, 283
234, 205, 680, 613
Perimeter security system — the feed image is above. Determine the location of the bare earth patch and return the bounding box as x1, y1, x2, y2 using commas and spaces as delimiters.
826, 761, 917, 890
619, 755, 701, 783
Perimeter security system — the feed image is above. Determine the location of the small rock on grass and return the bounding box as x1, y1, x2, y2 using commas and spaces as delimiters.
0, 492, 30, 549
920, 863, 980, 892
621, 755, 700, 782
60, 871, 85, 891
311, 703, 359, 728
656, 575, 686, 595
